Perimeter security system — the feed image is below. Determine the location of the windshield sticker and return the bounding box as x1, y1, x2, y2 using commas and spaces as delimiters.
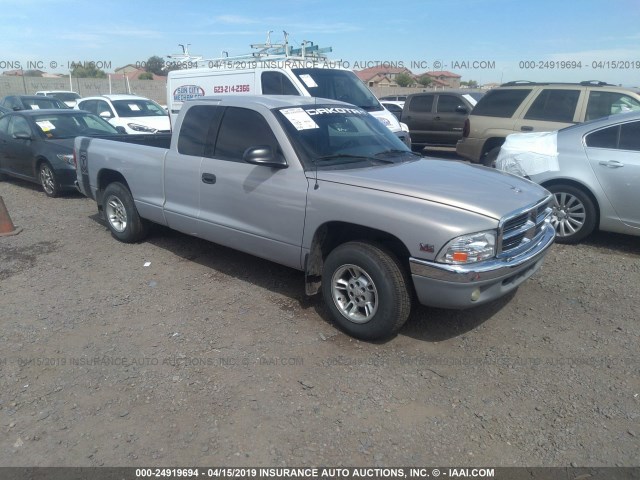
30, 105, 40, 110
280, 107, 319, 130
36, 120, 56, 131
299, 74, 318, 88
128, 104, 141, 111
306, 107, 367, 116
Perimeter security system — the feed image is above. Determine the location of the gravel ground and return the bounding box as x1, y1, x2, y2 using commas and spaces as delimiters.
0, 177, 638, 467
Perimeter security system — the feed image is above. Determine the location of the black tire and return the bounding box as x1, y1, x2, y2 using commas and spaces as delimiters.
481, 146, 500, 167
102, 182, 149, 243
547, 184, 597, 244
322, 241, 412, 341
38, 162, 59, 197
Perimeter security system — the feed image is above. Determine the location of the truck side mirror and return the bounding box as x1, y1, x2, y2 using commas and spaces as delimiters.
243, 146, 288, 169
455, 105, 468, 114
99, 111, 113, 119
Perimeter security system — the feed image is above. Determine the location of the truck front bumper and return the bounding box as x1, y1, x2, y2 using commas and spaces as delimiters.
409, 224, 555, 309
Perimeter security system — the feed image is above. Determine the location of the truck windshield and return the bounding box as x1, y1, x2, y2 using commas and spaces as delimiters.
275, 105, 417, 170
291, 69, 383, 112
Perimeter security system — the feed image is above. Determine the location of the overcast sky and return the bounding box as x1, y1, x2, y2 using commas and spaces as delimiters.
1, 0, 639, 86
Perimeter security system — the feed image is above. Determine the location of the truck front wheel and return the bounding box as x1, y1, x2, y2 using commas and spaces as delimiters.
322, 241, 411, 340
102, 182, 149, 243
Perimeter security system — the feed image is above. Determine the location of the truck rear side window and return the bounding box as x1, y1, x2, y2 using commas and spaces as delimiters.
472, 89, 532, 117
178, 105, 221, 157
524, 89, 580, 122
214, 107, 280, 162
261, 72, 300, 95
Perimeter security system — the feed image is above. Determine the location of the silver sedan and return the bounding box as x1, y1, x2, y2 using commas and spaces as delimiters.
496, 111, 640, 243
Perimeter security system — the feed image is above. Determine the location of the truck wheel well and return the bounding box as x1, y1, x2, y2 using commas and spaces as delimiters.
481, 137, 505, 157
541, 178, 600, 227
304, 222, 411, 296
97, 170, 129, 210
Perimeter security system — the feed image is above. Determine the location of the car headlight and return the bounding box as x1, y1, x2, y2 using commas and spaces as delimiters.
127, 123, 157, 133
377, 117, 391, 127
56, 153, 75, 166
437, 230, 496, 264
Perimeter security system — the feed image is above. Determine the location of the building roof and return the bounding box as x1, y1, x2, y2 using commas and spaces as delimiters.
354, 65, 413, 82
425, 70, 461, 78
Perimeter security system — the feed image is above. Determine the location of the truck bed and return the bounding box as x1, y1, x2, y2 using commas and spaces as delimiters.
102, 133, 172, 149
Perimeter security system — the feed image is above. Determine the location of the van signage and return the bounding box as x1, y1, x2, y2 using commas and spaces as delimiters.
173, 85, 205, 102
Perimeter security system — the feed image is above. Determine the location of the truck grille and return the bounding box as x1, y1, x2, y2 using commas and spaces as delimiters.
498, 196, 553, 258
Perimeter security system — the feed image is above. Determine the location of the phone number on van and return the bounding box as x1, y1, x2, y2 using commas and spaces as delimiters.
213, 84, 251, 93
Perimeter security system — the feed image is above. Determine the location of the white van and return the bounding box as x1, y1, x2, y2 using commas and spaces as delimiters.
167, 63, 411, 146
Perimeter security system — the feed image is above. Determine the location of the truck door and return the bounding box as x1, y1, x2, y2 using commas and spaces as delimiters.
163, 104, 222, 235
198, 106, 308, 269
402, 94, 435, 146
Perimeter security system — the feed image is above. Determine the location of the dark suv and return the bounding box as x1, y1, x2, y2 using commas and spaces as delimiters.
401, 91, 484, 150
456, 80, 640, 165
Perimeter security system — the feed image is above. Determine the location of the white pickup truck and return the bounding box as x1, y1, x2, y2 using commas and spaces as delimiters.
75, 95, 555, 340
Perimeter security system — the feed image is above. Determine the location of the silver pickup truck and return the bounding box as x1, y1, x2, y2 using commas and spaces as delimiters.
75, 95, 555, 340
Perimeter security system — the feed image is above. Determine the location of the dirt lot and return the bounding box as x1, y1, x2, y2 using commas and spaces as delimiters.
0, 177, 638, 467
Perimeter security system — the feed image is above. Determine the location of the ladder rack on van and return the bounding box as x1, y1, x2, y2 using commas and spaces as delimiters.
194, 31, 333, 68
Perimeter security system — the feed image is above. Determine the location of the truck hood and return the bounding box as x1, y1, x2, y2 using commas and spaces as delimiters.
313, 159, 549, 220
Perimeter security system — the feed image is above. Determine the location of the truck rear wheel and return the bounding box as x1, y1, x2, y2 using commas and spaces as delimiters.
322, 241, 411, 340
102, 182, 149, 243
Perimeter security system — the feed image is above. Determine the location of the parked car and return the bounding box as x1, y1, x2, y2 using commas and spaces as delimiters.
496, 111, 640, 243
381, 101, 404, 121
401, 91, 484, 150
0, 95, 69, 111
35, 90, 81, 108
379, 95, 407, 102
76, 94, 171, 134
75, 95, 555, 340
457, 80, 640, 165
0, 109, 120, 196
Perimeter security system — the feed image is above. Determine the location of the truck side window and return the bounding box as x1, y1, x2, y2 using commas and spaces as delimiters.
524, 89, 580, 123
409, 95, 434, 112
214, 107, 280, 162
261, 72, 300, 95
178, 105, 222, 157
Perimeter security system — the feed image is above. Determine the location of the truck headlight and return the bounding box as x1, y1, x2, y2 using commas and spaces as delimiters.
437, 230, 496, 264
127, 123, 157, 133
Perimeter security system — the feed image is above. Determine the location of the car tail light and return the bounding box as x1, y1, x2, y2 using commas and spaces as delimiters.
462, 118, 470, 138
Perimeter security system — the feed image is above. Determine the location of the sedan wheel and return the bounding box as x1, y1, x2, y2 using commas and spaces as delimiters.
547, 184, 597, 244
39, 162, 59, 197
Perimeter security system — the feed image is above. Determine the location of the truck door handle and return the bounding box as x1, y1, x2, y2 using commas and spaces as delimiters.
521, 126, 533, 132
599, 160, 624, 168
201, 173, 216, 184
